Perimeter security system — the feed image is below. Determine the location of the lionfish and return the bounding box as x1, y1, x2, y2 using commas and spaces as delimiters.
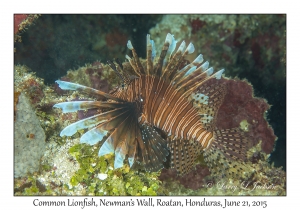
54, 33, 250, 178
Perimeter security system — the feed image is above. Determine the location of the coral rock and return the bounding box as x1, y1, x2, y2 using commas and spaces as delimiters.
216, 78, 277, 154
14, 93, 46, 178
159, 165, 210, 191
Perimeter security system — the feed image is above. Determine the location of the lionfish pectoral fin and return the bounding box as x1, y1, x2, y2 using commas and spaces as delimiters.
80, 125, 108, 145
58, 108, 126, 137
53, 101, 126, 113
136, 125, 169, 172
98, 138, 114, 156
98, 111, 132, 169
55, 80, 124, 102
203, 128, 252, 179
98, 114, 131, 157
168, 138, 203, 176
114, 141, 127, 169
80, 105, 131, 145
114, 116, 138, 169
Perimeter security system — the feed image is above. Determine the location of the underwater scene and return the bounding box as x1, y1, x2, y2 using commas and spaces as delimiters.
14, 14, 286, 196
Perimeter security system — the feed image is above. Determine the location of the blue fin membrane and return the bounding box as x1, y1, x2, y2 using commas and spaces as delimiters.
55, 80, 124, 102
59, 108, 126, 137
53, 101, 125, 113
80, 125, 108, 145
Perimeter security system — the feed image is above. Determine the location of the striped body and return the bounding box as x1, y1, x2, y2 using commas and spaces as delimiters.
54, 33, 250, 177
113, 75, 213, 149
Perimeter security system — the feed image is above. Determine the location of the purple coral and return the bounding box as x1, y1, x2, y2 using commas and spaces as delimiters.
216, 78, 277, 154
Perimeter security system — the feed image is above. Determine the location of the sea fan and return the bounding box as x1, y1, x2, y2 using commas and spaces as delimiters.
54, 33, 250, 177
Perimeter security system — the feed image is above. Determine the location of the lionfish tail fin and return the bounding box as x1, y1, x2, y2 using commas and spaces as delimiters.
203, 128, 252, 179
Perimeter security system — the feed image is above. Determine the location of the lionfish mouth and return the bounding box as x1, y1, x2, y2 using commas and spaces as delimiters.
54, 33, 250, 177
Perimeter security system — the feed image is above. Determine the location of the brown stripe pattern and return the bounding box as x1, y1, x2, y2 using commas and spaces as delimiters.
54, 33, 250, 177
112, 75, 214, 150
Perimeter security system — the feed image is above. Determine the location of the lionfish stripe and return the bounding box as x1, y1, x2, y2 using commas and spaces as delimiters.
60, 108, 125, 137
126, 55, 140, 76
168, 100, 191, 137
177, 64, 210, 88
180, 112, 200, 140
154, 36, 170, 76
155, 83, 178, 126
128, 40, 145, 75
160, 87, 186, 130
55, 80, 124, 102
150, 79, 169, 124
146, 34, 153, 75
163, 33, 177, 68
186, 121, 202, 138
146, 76, 159, 122
190, 127, 205, 139
179, 65, 213, 90
172, 104, 194, 137
162, 47, 184, 79
184, 69, 225, 97
196, 129, 213, 149
139, 76, 147, 103
201, 132, 214, 149
53, 101, 125, 113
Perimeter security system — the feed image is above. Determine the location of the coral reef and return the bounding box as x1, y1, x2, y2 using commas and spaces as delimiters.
57, 61, 119, 97
14, 14, 40, 44
14, 92, 46, 178
215, 78, 277, 154
159, 165, 210, 191
150, 14, 285, 81
14, 65, 46, 107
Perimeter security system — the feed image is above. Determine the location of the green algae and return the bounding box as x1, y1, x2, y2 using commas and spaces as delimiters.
68, 143, 163, 195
